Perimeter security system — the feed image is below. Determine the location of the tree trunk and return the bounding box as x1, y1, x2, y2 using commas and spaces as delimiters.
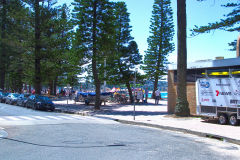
152, 75, 159, 99
34, 0, 41, 94
53, 76, 57, 95
125, 81, 133, 103
0, 0, 7, 90
92, 0, 101, 110
28, 84, 32, 93
49, 80, 53, 95
175, 0, 190, 116
16, 69, 23, 93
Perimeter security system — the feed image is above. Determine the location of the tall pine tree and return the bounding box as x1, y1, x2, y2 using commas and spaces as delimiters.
142, 0, 174, 97
0, 0, 30, 91
175, 0, 190, 116
192, 1, 239, 51
72, 0, 115, 109
106, 2, 142, 103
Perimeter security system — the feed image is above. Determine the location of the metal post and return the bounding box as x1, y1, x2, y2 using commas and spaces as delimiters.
133, 68, 137, 120
104, 58, 106, 105
67, 84, 70, 105
104, 58, 106, 92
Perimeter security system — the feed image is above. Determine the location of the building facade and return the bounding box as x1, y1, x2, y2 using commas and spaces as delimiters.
168, 57, 240, 115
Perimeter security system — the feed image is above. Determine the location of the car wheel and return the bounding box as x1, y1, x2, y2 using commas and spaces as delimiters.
229, 114, 239, 126
218, 114, 228, 125
33, 104, 38, 110
85, 100, 89, 105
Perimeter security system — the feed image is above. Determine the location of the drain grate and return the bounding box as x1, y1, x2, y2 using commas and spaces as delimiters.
206, 134, 224, 141
107, 144, 126, 147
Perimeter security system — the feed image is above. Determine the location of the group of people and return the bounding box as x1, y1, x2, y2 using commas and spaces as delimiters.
135, 88, 161, 104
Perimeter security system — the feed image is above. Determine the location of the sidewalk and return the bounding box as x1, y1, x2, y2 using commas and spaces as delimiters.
53, 98, 240, 145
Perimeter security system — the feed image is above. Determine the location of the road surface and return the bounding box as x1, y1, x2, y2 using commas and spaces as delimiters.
0, 103, 240, 160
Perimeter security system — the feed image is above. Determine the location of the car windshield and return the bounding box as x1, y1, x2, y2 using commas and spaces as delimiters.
12, 94, 20, 97
24, 94, 30, 97
3, 93, 9, 96
37, 96, 51, 102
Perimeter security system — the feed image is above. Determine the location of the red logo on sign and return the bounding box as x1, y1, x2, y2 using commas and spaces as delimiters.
216, 90, 232, 96
201, 98, 209, 102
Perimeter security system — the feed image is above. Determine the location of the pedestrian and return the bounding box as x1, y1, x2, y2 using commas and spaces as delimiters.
155, 89, 160, 104
47, 88, 50, 95
32, 89, 35, 94
136, 89, 143, 103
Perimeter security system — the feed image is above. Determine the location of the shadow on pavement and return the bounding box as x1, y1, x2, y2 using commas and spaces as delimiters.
98, 110, 168, 116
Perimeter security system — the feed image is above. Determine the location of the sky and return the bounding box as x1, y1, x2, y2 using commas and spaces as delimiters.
59, 0, 239, 64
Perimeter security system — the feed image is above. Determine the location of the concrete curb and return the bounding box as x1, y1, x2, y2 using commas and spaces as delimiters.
53, 108, 240, 146
54, 108, 90, 116
115, 119, 240, 146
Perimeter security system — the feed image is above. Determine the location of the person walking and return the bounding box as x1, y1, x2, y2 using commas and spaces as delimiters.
155, 89, 161, 104
136, 89, 143, 103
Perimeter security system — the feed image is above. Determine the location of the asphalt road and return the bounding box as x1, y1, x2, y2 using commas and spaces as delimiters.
0, 103, 240, 160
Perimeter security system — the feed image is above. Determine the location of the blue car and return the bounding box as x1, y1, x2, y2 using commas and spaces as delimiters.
25, 95, 55, 111
0, 92, 9, 103
16, 93, 30, 107
5, 93, 20, 105
75, 92, 112, 105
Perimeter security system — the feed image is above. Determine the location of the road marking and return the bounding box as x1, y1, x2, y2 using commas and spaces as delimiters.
70, 115, 84, 119
18, 116, 35, 120
45, 116, 62, 120
57, 116, 75, 120
5, 116, 21, 121
32, 116, 48, 120
0, 115, 82, 121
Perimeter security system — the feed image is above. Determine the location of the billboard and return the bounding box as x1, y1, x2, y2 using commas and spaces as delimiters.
196, 78, 240, 107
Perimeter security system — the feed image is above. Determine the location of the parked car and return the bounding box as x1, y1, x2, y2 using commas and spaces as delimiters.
0, 92, 10, 103
25, 95, 55, 111
5, 93, 20, 105
16, 93, 30, 107
0, 91, 4, 102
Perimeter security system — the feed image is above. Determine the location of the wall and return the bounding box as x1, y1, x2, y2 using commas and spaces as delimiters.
168, 70, 197, 115
167, 70, 176, 114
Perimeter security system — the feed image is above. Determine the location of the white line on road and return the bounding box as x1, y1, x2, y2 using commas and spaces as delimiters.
45, 116, 62, 120
5, 116, 21, 121
70, 115, 84, 119
31, 116, 48, 120
57, 116, 75, 120
18, 116, 35, 121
